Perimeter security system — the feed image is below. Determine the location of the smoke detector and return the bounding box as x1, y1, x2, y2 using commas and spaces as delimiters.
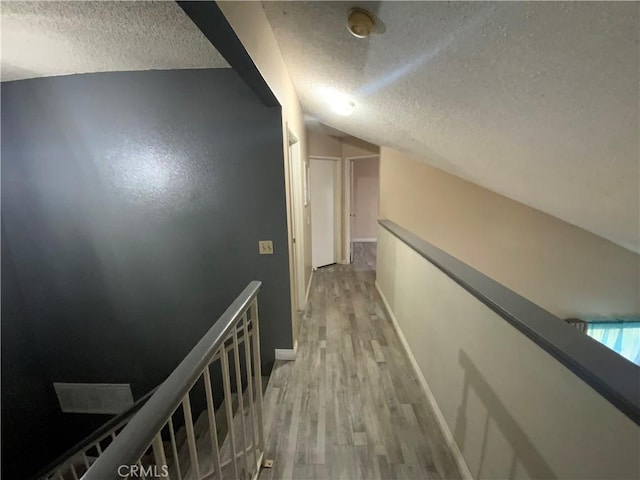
347, 7, 375, 38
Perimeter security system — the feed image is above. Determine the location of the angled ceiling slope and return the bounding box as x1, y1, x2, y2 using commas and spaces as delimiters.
1, 1, 229, 82
263, 2, 640, 253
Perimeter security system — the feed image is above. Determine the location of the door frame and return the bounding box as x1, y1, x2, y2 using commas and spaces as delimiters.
287, 128, 305, 314
344, 154, 380, 264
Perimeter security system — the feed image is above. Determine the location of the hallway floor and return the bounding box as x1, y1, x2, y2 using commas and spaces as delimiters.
259, 262, 461, 479
352, 241, 377, 271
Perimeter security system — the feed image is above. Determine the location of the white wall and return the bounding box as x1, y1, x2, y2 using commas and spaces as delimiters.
309, 130, 342, 158
342, 135, 379, 158
380, 147, 640, 318
376, 226, 640, 479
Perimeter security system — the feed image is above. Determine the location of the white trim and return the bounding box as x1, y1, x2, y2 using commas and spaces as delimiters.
343, 158, 352, 264
286, 126, 306, 344
352, 237, 377, 242
344, 154, 380, 264
375, 280, 473, 480
275, 349, 296, 361
304, 270, 314, 307
309, 155, 341, 161
344, 154, 380, 160
288, 129, 299, 145
275, 340, 298, 361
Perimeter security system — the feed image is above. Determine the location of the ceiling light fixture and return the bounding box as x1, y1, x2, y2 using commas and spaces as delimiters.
323, 90, 356, 116
347, 7, 375, 39
331, 97, 356, 116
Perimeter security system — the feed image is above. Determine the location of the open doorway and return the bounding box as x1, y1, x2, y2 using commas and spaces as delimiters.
345, 155, 380, 270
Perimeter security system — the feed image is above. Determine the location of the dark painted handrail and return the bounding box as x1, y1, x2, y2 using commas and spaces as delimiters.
83, 281, 262, 479
379, 219, 640, 426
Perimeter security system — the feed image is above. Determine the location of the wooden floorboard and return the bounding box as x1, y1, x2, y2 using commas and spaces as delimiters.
260, 252, 461, 480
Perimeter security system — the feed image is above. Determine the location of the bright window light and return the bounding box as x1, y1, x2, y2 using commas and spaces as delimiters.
586, 320, 640, 365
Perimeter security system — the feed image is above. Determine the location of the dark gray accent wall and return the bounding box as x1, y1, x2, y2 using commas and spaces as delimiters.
1, 224, 61, 477
178, 1, 280, 108
1, 69, 291, 401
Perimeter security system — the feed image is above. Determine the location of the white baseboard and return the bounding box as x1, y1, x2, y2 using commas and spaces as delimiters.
280, 276, 310, 363
375, 281, 473, 480
304, 270, 314, 307
275, 340, 298, 361
352, 237, 377, 242
275, 348, 296, 361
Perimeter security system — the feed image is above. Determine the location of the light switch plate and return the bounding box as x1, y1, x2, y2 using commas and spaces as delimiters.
259, 240, 274, 254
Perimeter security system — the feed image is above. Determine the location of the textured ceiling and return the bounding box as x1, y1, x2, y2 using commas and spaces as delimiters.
305, 115, 351, 138
1, 1, 228, 82
263, 2, 640, 252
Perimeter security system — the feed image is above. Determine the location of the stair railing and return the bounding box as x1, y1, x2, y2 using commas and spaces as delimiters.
34, 388, 156, 480
47, 281, 264, 480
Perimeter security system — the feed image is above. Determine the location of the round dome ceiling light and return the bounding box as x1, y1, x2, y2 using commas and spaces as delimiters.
347, 7, 375, 39
332, 97, 355, 116
320, 88, 356, 116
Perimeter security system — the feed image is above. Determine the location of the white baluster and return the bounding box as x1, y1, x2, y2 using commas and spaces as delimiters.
221, 341, 239, 480
137, 460, 146, 480
242, 312, 259, 475
203, 364, 222, 478
232, 326, 251, 478
182, 393, 200, 479
152, 433, 168, 479
69, 462, 79, 480
168, 417, 183, 480
250, 300, 265, 456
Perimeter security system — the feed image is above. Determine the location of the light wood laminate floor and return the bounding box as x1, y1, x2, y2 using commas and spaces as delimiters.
260, 263, 461, 480
352, 241, 377, 271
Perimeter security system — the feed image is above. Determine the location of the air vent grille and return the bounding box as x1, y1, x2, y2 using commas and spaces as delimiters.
53, 383, 134, 414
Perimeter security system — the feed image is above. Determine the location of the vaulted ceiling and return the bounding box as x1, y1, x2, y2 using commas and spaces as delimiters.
263, 2, 640, 253
0, 1, 228, 82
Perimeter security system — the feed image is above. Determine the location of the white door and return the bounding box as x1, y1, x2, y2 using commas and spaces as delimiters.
310, 159, 336, 268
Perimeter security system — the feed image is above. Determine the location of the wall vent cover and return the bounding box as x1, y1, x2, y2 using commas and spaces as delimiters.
53, 383, 134, 414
